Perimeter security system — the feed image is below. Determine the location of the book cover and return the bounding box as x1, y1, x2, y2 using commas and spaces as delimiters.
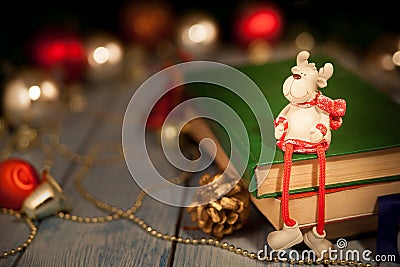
251, 179, 400, 230
185, 54, 400, 198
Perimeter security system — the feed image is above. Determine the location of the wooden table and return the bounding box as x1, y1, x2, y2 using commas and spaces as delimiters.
0, 63, 388, 267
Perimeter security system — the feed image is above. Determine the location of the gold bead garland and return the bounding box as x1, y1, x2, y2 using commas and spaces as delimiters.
0, 124, 381, 266
0, 208, 37, 258
57, 146, 380, 266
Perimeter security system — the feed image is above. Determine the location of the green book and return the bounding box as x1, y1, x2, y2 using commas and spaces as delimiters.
185, 54, 400, 198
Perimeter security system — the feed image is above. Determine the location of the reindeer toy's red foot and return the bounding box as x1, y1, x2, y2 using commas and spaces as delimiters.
267, 51, 346, 257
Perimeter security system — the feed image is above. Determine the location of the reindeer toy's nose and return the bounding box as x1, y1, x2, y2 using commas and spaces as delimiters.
293, 74, 301, 79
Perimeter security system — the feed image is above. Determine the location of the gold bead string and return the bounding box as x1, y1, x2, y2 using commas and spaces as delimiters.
0, 125, 54, 171
0, 127, 125, 259
0, 208, 37, 258
64, 145, 379, 267
0, 125, 39, 161
87, 107, 124, 126
56, 143, 187, 223
50, 142, 127, 223
48, 125, 123, 165
0, 127, 380, 266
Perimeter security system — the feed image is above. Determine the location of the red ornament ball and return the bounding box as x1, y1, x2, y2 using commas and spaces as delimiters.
29, 27, 88, 83
235, 4, 283, 45
0, 159, 40, 210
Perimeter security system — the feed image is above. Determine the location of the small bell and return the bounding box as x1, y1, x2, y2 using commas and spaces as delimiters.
21, 170, 71, 219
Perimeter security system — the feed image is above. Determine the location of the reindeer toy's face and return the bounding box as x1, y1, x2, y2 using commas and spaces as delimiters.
283, 51, 332, 104
267, 51, 346, 258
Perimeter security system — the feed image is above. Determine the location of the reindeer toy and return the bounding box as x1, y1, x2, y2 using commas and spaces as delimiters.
267, 51, 346, 257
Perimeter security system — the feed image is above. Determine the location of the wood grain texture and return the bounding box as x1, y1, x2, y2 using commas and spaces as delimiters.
14, 81, 182, 267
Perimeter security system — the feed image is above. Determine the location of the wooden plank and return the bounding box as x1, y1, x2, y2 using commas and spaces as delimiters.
0, 213, 32, 267
14, 81, 183, 266
171, 164, 277, 266
0, 81, 112, 266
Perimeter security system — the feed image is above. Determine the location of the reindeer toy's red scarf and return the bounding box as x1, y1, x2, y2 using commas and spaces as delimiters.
292, 91, 346, 130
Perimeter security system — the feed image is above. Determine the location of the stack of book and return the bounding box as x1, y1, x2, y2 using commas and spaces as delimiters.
184, 53, 400, 239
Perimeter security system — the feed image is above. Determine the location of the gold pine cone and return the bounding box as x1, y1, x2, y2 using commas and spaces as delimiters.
187, 173, 250, 239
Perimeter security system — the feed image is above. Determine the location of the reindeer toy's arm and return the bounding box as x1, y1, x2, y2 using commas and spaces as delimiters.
310, 110, 329, 142
274, 104, 291, 140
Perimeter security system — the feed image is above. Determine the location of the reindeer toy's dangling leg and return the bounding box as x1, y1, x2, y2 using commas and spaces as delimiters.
303, 144, 334, 257
267, 50, 346, 258
268, 142, 333, 257
267, 143, 304, 250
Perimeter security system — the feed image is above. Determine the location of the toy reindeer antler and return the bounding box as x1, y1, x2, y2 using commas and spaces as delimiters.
296, 51, 310, 66
318, 63, 334, 81
317, 63, 334, 88
296, 50, 316, 69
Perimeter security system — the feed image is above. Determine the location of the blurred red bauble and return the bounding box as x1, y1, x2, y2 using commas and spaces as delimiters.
29, 28, 88, 83
0, 158, 40, 210
235, 4, 283, 45
120, 1, 173, 48
146, 49, 191, 131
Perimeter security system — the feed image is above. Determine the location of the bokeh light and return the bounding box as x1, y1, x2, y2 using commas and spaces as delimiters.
295, 32, 315, 51
28, 86, 41, 101
92, 47, 110, 65
85, 34, 124, 81
177, 12, 219, 55
392, 50, 400, 66
247, 39, 273, 65
29, 28, 87, 83
120, 1, 173, 47
3, 68, 64, 128
235, 4, 282, 45
381, 54, 396, 71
